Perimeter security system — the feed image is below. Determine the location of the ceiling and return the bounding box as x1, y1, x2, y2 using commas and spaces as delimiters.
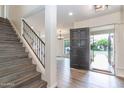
57, 5, 121, 30
25, 5, 121, 35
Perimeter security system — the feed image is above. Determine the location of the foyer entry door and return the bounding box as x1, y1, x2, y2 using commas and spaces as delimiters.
70, 28, 90, 70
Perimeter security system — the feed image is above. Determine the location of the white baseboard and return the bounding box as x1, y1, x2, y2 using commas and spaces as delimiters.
115, 68, 124, 77
48, 82, 57, 88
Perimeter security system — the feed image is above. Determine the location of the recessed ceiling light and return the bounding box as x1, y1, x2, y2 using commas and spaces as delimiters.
68, 12, 73, 16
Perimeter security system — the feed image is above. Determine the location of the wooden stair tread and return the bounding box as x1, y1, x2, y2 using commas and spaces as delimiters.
0, 58, 32, 65
0, 71, 39, 88
21, 80, 47, 88
9, 72, 41, 88
0, 62, 33, 73
0, 53, 28, 58
0, 64, 35, 78
0, 58, 31, 68
0, 57, 27, 62
0, 66, 36, 83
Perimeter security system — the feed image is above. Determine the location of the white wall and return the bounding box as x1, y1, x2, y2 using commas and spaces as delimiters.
26, 9, 45, 40
120, 6, 124, 23
56, 39, 64, 56
74, 12, 121, 28
0, 5, 4, 17
56, 33, 70, 57
6, 5, 43, 34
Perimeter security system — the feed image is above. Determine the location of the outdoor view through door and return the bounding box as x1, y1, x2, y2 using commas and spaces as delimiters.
64, 39, 70, 55
90, 32, 115, 75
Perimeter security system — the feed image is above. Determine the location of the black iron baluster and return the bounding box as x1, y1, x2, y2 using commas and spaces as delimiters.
22, 20, 45, 68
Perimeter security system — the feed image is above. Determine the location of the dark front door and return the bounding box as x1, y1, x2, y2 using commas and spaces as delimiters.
70, 28, 90, 70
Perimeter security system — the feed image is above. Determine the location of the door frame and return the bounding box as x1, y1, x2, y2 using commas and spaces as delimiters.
89, 30, 115, 75
63, 38, 70, 57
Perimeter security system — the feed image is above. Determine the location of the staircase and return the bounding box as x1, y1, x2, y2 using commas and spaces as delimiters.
0, 17, 47, 88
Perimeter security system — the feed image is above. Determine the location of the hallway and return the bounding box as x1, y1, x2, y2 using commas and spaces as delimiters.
57, 57, 124, 88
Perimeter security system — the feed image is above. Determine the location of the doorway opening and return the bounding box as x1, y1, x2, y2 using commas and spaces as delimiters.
90, 28, 115, 75
64, 39, 70, 55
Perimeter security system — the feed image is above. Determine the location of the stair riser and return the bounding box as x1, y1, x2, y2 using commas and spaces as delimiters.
0, 22, 11, 25
0, 53, 28, 58
39, 82, 47, 88
0, 45, 24, 49
0, 32, 16, 36
0, 35, 17, 38
22, 81, 41, 88
0, 30, 15, 32
0, 56, 28, 63
0, 34, 16, 37
0, 27, 14, 31
0, 35, 18, 37
0, 57, 30, 62
0, 62, 32, 69
0, 50, 25, 53
0, 46, 25, 50
0, 58, 31, 63
0, 18, 9, 22
0, 40, 20, 43
15, 74, 41, 88
41, 84, 47, 88
0, 43, 23, 47
21, 80, 47, 88
0, 59, 32, 66
0, 66, 36, 84
0, 27, 12, 30
0, 42, 22, 45
0, 32, 18, 38
0, 64, 35, 78
0, 44, 25, 49
0, 22, 10, 24
0, 54, 28, 60
0, 38, 19, 41
0, 24, 13, 27
0, 24, 12, 27
0, 49, 27, 53
0, 53, 27, 56
0, 39, 19, 42
0, 48, 25, 52
0, 29, 14, 32
0, 50, 26, 53
0, 46, 25, 51
0, 41, 22, 44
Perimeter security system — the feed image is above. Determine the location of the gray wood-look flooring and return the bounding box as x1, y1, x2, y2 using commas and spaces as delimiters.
57, 57, 124, 88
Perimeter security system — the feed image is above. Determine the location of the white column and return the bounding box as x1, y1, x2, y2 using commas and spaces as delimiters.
115, 24, 124, 77
45, 5, 57, 88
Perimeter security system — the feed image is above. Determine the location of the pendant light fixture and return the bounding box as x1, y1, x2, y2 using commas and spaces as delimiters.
57, 6, 64, 40
57, 30, 64, 40
95, 5, 108, 11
